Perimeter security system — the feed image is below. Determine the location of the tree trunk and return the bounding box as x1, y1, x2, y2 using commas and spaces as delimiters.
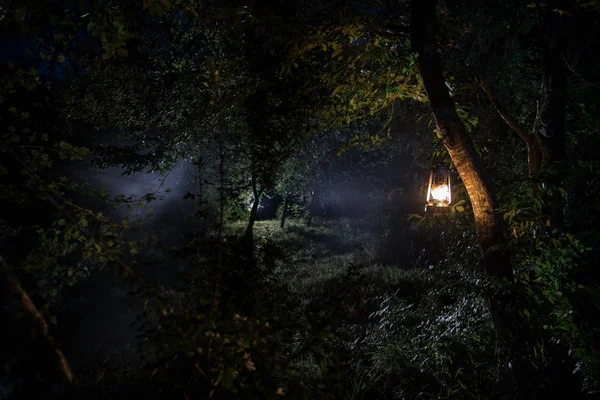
410, 0, 532, 351
0, 255, 73, 397
411, 2, 582, 395
244, 167, 264, 244
245, 191, 261, 242
280, 196, 290, 229
195, 157, 205, 240
411, 0, 510, 279
217, 134, 226, 269
306, 191, 316, 227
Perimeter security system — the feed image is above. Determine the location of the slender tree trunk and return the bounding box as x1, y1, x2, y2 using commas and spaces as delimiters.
217, 135, 226, 269
306, 192, 316, 227
411, 0, 510, 279
245, 193, 261, 242
280, 196, 289, 229
244, 168, 264, 244
195, 157, 204, 239
410, 0, 532, 351
410, 2, 582, 395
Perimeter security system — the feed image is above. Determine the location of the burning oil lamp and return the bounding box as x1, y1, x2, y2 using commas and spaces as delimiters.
425, 165, 451, 210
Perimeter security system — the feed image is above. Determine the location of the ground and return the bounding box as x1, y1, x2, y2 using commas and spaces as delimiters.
60, 216, 499, 399
219, 218, 494, 399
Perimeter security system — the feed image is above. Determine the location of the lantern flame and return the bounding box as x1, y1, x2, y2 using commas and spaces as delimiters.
430, 185, 450, 202
425, 166, 452, 210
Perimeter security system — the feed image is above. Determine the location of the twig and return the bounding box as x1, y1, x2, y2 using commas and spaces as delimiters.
561, 53, 600, 89
478, 81, 533, 146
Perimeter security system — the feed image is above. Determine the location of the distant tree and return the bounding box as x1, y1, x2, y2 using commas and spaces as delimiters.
275, 135, 326, 228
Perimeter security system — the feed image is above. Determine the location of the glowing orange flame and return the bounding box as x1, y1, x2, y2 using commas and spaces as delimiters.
430, 185, 449, 202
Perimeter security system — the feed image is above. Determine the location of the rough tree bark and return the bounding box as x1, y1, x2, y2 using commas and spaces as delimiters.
0, 255, 73, 396
410, 0, 511, 279
409, 0, 537, 353
411, 4, 584, 396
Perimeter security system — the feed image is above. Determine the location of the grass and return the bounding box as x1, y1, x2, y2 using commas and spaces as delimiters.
223, 218, 444, 305
203, 217, 498, 398
227, 218, 380, 288
74, 215, 596, 399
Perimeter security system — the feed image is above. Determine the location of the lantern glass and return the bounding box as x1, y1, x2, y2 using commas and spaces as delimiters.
430, 185, 450, 202
426, 165, 451, 206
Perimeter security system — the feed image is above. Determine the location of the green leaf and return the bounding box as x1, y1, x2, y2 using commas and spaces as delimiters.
116, 48, 128, 57
129, 240, 138, 255
332, 46, 343, 58
58, 141, 73, 150
331, 85, 345, 97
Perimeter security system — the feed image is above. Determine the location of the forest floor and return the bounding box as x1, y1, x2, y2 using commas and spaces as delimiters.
66, 216, 494, 398
220, 218, 487, 399
225, 218, 433, 305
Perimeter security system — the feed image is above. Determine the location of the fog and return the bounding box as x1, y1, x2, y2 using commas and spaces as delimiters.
57, 159, 199, 367
54, 141, 423, 368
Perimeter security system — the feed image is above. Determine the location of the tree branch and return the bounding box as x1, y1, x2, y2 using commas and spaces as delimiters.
478, 80, 544, 175
561, 52, 599, 89
0, 255, 74, 390
478, 81, 532, 146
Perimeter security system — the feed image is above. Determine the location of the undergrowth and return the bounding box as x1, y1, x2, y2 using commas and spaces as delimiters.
74, 216, 598, 399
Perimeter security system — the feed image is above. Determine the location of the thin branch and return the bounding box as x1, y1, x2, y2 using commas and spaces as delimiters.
478, 81, 533, 146
0, 255, 74, 387
561, 53, 600, 89
477, 80, 545, 175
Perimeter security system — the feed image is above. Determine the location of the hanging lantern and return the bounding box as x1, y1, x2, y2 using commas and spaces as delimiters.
425, 165, 451, 210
